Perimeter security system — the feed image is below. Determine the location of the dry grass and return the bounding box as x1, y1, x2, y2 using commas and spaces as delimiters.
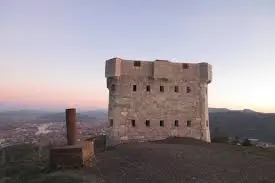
0, 144, 85, 183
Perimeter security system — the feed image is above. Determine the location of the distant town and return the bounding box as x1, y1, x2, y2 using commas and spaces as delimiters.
1, 108, 275, 149
0, 121, 108, 147
0, 109, 108, 147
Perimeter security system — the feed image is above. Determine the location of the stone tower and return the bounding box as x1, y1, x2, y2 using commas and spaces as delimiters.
105, 58, 212, 146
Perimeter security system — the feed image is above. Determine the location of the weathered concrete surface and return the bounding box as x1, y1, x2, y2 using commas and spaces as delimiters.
85, 135, 107, 153
50, 141, 94, 169
105, 58, 212, 145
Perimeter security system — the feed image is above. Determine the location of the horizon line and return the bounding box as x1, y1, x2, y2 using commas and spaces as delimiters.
0, 107, 273, 114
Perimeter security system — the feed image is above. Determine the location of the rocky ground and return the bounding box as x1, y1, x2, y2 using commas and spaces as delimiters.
1, 138, 275, 183
93, 137, 275, 183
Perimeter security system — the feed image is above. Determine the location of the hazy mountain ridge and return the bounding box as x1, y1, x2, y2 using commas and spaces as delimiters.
0, 109, 107, 123
209, 110, 275, 143
209, 108, 256, 113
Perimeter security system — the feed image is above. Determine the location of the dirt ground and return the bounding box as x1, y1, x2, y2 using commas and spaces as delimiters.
91, 137, 275, 183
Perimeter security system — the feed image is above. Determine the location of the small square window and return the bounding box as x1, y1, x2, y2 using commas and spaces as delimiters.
187, 86, 191, 93
111, 84, 115, 92
133, 85, 137, 91
160, 86, 164, 92
146, 85, 151, 92
187, 120, 191, 127
160, 120, 164, 127
134, 61, 141, 67
131, 120, 136, 127
109, 119, 113, 127
182, 63, 189, 69
174, 120, 179, 127
174, 86, 179, 93
145, 120, 150, 127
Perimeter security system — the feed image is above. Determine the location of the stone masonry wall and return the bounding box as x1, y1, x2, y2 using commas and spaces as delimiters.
105, 58, 212, 146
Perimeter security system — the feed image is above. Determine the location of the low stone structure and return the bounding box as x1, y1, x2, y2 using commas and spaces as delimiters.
50, 142, 93, 169
105, 58, 212, 146
85, 135, 107, 153
49, 108, 94, 169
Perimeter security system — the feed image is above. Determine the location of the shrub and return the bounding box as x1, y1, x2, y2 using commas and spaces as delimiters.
211, 136, 229, 143
242, 139, 252, 146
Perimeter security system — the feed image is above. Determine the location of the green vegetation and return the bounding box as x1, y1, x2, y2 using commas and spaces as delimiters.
0, 144, 83, 183
5, 174, 82, 183
210, 111, 275, 144
211, 136, 229, 143
242, 139, 252, 146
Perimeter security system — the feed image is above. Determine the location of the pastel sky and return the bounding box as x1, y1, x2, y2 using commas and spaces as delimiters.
1, 0, 275, 112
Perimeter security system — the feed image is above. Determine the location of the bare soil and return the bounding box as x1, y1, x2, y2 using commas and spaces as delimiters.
92, 137, 275, 183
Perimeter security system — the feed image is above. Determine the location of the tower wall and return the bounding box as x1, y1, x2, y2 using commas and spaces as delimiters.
105, 58, 212, 145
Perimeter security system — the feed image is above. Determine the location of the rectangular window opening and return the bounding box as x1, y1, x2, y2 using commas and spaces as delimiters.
131, 120, 136, 127
133, 85, 137, 91
182, 63, 189, 69
187, 86, 191, 93
206, 120, 209, 127
111, 84, 116, 92
109, 119, 113, 127
160, 120, 164, 127
174, 86, 179, 93
146, 85, 151, 92
134, 61, 141, 67
187, 120, 192, 127
174, 120, 179, 127
145, 120, 150, 127
160, 86, 164, 92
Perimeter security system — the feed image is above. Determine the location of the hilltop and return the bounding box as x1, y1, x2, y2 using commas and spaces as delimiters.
2, 138, 275, 183
92, 138, 275, 183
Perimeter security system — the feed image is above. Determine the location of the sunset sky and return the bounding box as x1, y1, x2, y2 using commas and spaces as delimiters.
1, 0, 275, 112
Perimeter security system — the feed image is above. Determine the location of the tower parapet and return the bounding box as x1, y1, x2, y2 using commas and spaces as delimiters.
105, 58, 212, 82
199, 62, 212, 84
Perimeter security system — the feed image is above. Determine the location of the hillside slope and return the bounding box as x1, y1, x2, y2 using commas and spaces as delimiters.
93, 138, 275, 183
210, 111, 275, 143
1, 138, 275, 182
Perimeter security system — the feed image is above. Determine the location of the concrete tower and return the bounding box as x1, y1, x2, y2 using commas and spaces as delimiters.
105, 58, 212, 146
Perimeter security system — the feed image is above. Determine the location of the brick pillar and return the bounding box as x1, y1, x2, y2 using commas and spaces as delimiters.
66, 108, 77, 145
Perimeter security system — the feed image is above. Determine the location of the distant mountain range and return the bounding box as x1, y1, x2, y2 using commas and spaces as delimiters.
1, 108, 275, 144
209, 109, 275, 144
209, 108, 256, 113
0, 109, 107, 123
